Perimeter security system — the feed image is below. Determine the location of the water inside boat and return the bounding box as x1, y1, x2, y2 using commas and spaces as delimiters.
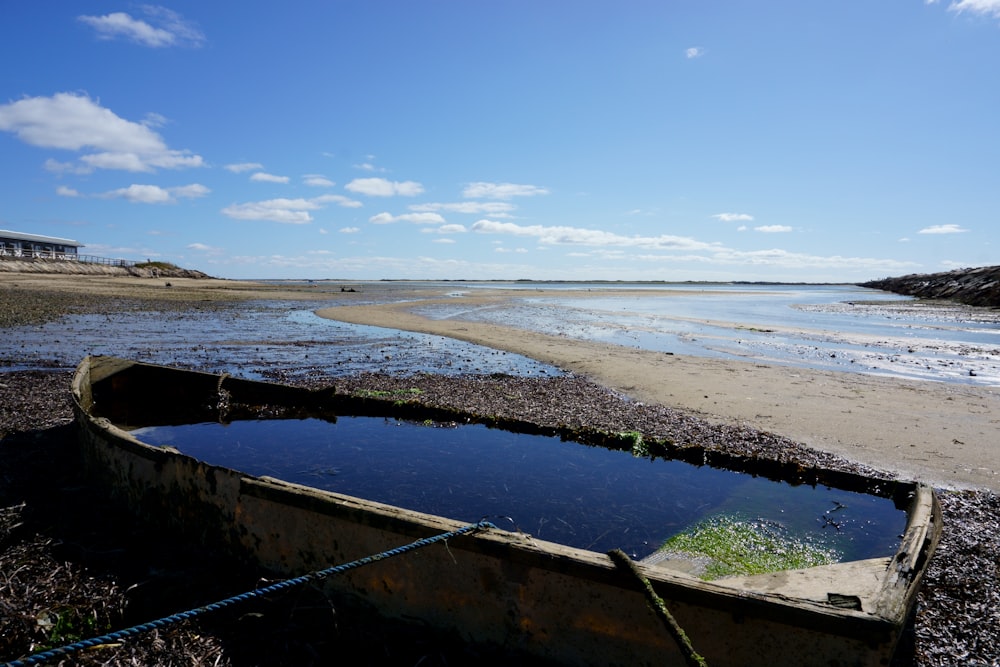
130, 416, 905, 562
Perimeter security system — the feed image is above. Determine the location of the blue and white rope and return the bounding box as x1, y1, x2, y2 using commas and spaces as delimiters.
4, 520, 494, 667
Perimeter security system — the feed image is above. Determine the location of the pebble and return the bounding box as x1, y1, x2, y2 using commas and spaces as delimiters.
0, 282, 996, 665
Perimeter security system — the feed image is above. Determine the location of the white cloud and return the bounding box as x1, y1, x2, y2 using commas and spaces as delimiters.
100, 183, 210, 204
225, 162, 263, 173
397, 212, 445, 224
340, 227, 361, 234
251, 172, 290, 184
56, 186, 80, 197
171, 183, 210, 199
918, 224, 969, 234
713, 213, 754, 222
79, 12, 174, 46
81, 150, 202, 171
463, 182, 549, 199
705, 248, 919, 272
312, 193, 363, 208
433, 238, 457, 244
0, 93, 204, 173
345, 177, 424, 197
410, 201, 516, 216
142, 112, 168, 128
222, 198, 321, 224
471, 219, 721, 251
685, 47, 705, 59
430, 224, 467, 234
754, 225, 793, 233
218, 242, 920, 280
466, 220, 915, 274
368, 212, 394, 225
103, 184, 172, 204
369, 212, 445, 225
78, 6, 205, 48
221, 193, 359, 223
946, 0, 1000, 18
304, 175, 335, 187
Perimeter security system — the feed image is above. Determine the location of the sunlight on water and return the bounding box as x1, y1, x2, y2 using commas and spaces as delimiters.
415, 284, 1000, 385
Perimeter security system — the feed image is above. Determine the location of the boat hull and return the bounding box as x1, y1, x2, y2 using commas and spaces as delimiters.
71, 356, 941, 666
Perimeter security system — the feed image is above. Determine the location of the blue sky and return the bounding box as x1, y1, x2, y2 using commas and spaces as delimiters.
1, 1, 998, 281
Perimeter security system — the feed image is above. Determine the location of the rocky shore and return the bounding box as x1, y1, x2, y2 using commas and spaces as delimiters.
1, 280, 998, 665
861, 265, 1000, 308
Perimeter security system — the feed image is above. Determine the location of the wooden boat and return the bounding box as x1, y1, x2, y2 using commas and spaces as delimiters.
71, 355, 941, 666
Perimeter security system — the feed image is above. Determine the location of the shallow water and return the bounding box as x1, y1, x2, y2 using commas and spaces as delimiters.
0, 300, 561, 379
414, 284, 1000, 386
6, 282, 999, 386
132, 416, 905, 562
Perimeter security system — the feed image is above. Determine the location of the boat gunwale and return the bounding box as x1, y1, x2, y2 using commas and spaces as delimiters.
70, 355, 942, 663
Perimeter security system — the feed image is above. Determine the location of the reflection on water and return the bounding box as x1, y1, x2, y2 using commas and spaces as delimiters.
0, 301, 561, 379
132, 416, 905, 562
5, 282, 999, 385
415, 284, 1000, 386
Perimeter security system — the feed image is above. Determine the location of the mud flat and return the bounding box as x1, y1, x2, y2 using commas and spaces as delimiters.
317, 291, 1000, 492
1, 274, 999, 665
4, 272, 998, 491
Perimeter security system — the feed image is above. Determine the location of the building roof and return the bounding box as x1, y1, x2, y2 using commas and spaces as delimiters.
0, 229, 83, 247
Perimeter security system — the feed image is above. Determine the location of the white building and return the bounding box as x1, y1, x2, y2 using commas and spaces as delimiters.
0, 229, 83, 260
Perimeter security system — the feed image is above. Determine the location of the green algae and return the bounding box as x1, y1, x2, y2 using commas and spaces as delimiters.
658, 515, 839, 581
618, 430, 647, 457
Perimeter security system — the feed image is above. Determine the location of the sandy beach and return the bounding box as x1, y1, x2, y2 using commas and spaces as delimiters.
3, 271, 996, 491
2, 272, 999, 664
317, 289, 1000, 492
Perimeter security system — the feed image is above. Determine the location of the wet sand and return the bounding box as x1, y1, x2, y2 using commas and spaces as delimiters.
3, 273, 999, 663
4, 272, 998, 490
317, 290, 1000, 492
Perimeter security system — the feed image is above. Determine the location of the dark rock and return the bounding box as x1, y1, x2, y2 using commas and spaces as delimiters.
860, 266, 1000, 308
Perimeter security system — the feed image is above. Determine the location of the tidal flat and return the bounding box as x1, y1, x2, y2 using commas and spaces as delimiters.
1, 274, 997, 665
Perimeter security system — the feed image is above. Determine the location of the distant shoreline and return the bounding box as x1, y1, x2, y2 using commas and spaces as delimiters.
317, 287, 1000, 492
5, 270, 999, 489
257, 277, 864, 286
